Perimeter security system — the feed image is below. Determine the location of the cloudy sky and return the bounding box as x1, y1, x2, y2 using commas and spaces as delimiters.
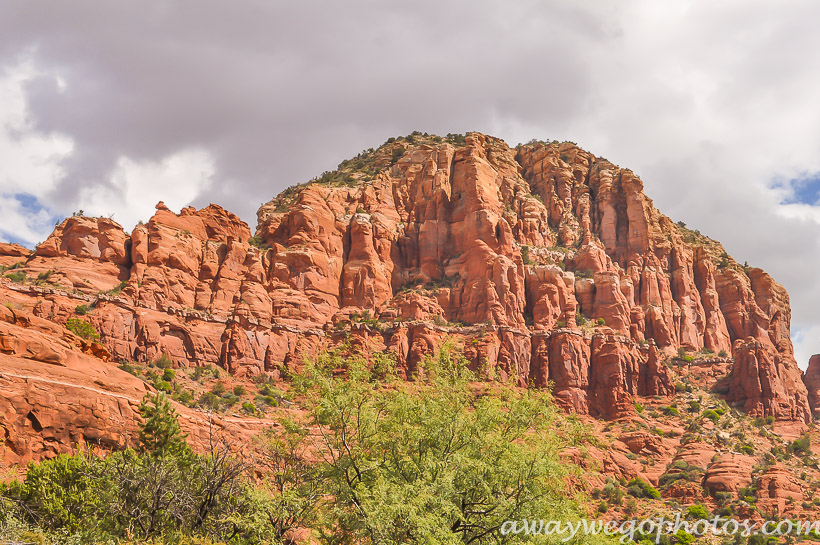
1, 1, 820, 365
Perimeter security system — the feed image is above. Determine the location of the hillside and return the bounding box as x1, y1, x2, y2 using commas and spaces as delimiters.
1, 132, 819, 537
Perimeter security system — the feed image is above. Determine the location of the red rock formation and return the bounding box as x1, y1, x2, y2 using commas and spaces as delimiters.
703, 454, 756, 495
755, 464, 804, 515
728, 338, 810, 423
0, 307, 269, 465
0, 242, 31, 267
0, 132, 810, 423
804, 354, 820, 416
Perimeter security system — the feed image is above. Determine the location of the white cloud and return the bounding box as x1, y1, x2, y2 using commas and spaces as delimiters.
2, 0, 820, 364
0, 58, 73, 245
78, 149, 215, 230
0, 57, 215, 243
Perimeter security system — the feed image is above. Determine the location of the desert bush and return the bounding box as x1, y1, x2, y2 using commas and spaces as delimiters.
65, 318, 99, 340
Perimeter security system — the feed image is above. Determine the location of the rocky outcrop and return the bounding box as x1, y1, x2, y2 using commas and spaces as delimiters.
703, 454, 756, 495
755, 464, 804, 516
727, 338, 810, 423
0, 242, 31, 267
0, 307, 270, 465
803, 354, 820, 416
0, 132, 810, 423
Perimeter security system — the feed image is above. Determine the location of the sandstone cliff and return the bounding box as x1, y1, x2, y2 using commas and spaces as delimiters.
0, 132, 810, 423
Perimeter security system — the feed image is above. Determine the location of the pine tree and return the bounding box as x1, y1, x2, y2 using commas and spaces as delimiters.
137, 392, 191, 458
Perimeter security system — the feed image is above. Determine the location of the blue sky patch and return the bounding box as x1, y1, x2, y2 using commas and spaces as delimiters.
777, 172, 820, 206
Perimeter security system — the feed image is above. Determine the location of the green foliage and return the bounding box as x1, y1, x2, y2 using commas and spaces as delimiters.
575, 311, 587, 326
702, 409, 721, 424
1, 401, 250, 543
662, 405, 680, 417
626, 478, 661, 499
74, 304, 90, 315
390, 146, 405, 164
4, 271, 26, 283
155, 380, 172, 393
138, 393, 191, 459
247, 235, 271, 249
349, 309, 382, 330
594, 479, 625, 506
674, 529, 695, 544
285, 346, 599, 543
753, 415, 776, 427
1, 451, 100, 534
596, 317, 606, 326
197, 392, 221, 411
65, 318, 99, 340
118, 361, 139, 376
520, 244, 531, 265
659, 461, 704, 488
686, 503, 709, 519
162, 368, 176, 382
106, 280, 128, 295
787, 434, 812, 456
718, 349, 729, 358
2, 347, 609, 544
445, 133, 466, 146
153, 353, 174, 369
211, 381, 226, 396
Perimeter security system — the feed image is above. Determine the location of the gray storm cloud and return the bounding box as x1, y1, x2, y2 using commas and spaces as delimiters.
1, 0, 820, 365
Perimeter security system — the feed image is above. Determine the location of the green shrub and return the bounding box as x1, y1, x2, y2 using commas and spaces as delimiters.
674, 530, 695, 544
155, 380, 172, 393
211, 381, 226, 396
596, 317, 605, 326
1, 347, 610, 544
65, 318, 99, 340
390, 146, 405, 164
718, 349, 729, 358
233, 385, 246, 396
520, 245, 531, 265
0, 393, 249, 542
688, 400, 701, 412
256, 395, 279, 407
702, 409, 720, 424
74, 304, 90, 315
663, 406, 680, 417
197, 392, 221, 411
626, 478, 661, 499
152, 353, 173, 369
247, 235, 271, 249
787, 434, 811, 456
118, 361, 138, 376
173, 389, 194, 406
106, 280, 128, 295
162, 368, 175, 382
686, 504, 709, 519
4, 271, 26, 283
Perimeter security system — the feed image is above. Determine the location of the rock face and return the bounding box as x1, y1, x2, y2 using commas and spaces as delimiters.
803, 354, 820, 416
0, 307, 268, 464
0, 132, 811, 422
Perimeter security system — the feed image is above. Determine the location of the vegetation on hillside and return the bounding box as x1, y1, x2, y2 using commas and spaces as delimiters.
0, 346, 608, 544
